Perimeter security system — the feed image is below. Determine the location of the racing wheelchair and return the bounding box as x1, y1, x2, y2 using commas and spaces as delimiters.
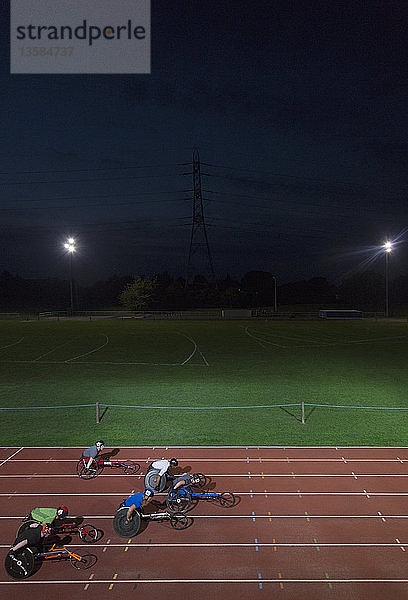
5, 544, 97, 580
144, 468, 207, 492
19, 516, 100, 544
166, 483, 235, 513
76, 456, 140, 479
113, 505, 189, 538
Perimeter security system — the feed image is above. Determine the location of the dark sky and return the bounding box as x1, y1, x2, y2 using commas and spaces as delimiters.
1, 1, 407, 285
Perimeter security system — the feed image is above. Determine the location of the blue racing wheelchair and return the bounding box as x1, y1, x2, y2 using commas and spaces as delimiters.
166, 479, 236, 513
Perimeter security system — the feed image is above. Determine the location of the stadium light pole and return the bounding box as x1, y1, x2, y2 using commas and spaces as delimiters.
272, 275, 278, 312
64, 237, 76, 314
383, 240, 392, 318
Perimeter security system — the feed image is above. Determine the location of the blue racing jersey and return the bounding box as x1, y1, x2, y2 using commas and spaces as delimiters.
123, 492, 144, 508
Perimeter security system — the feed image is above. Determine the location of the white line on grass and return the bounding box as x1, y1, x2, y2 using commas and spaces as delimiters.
65, 334, 109, 362
244, 327, 284, 348
0, 337, 24, 352
32, 338, 77, 362
245, 327, 408, 350
179, 332, 197, 365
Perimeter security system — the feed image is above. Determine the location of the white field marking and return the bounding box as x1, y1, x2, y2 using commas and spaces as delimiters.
1, 542, 408, 549
3, 578, 408, 584
64, 334, 109, 362
31, 338, 77, 362
2, 473, 408, 478
178, 332, 209, 366
0, 359, 206, 366
244, 327, 283, 348
0, 447, 23, 468
246, 328, 408, 350
197, 346, 209, 366
253, 330, 326, 345
0, 337, 24, 351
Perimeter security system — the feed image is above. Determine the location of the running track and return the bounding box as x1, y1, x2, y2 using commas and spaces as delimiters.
1, 446, 408, 599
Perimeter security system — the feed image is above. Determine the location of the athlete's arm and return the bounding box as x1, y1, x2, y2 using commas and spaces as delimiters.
10, 539, 27, 553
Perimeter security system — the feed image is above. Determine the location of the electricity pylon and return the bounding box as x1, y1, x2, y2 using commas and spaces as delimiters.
185, 148, 216, 286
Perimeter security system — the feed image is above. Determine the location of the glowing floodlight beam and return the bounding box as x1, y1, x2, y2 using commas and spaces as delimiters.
383, 240, 393, 253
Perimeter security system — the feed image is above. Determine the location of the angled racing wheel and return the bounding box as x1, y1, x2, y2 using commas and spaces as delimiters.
113, 507, 141, 538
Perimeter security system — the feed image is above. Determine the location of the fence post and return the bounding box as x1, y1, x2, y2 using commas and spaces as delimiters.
301, 402, 305, 424
96, 402, 100, 424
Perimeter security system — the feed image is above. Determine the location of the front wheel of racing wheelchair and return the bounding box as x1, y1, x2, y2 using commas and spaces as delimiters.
113, 506, 188, 538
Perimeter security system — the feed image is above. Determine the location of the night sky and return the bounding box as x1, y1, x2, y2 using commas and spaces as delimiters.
1, 1, 407, 285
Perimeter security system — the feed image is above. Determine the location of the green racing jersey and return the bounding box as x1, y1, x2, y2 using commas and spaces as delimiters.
30, 507, 58, 525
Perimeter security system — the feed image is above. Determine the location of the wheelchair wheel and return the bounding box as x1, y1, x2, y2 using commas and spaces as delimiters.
192, 472, 207, 487
78, 524, 98, 543
70, 552, 97, 570
166, 489, 191, 513
16, 520, 38, 538
170, 512, 189, 530
218, 492, 236, 508
5, 548, 35, 579
113, 507, 141, 538
144, 469, 167, 492
76, 458, 100, 480
121, 460, 140, 475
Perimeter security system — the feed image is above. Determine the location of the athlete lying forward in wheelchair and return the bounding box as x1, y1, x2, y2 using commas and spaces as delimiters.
166, 474, 236, 512
20, 505, 99, 544
113, 488, 189, 537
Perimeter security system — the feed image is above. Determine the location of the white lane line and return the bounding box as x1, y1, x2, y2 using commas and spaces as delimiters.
0, 448, 23, 468
5, 458, 407, 463
3, 514, 408, 520
0, 473, 407, 478
1, 542, 408, 548
3, 492, 408, 497
3, 578, 408, 584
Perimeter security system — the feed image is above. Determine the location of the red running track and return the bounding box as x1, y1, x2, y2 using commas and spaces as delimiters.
1, 446, 408, 599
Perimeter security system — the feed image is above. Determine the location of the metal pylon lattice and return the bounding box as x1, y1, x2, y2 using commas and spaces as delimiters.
186, 148, 216, 286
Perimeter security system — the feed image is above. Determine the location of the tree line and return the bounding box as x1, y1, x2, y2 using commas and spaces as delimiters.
0, 269, 407, 312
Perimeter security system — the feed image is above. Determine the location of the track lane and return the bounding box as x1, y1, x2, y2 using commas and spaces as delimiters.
1, 446, 408, 600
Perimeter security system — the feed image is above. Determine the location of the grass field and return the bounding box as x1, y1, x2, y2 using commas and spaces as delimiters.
0, 318, 407, 446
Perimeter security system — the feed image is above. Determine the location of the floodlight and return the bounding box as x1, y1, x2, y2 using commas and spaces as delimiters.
383, 241, 392, 253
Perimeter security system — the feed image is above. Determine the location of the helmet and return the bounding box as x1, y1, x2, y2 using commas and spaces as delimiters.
42, 524, 52, 535
144, 488, 154, 498
57, 506, 68, 518
191, 474, 201, 485
170, 458, 178, 467
95, 441, 105, 450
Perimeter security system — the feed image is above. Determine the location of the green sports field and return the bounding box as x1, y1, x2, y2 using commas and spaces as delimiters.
0, 318, 407, 446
